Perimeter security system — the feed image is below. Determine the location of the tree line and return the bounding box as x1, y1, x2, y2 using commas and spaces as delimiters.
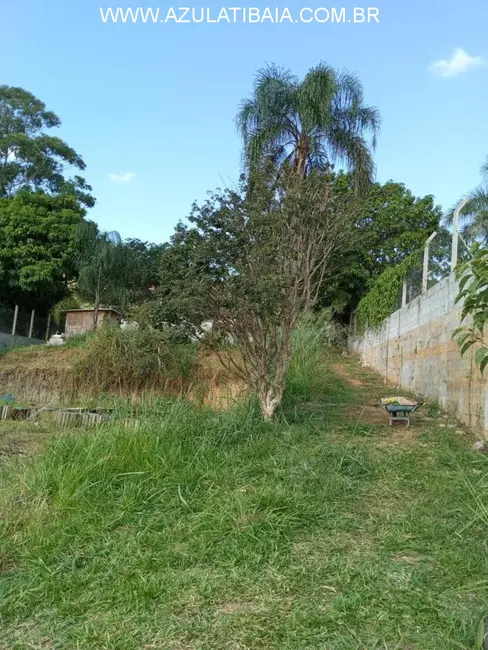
2, 66, 486, 416
0, 85, 165, 323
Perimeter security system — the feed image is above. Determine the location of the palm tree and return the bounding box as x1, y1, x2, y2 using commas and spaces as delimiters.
75, 223, 132, 329
236, 63, 380, 190
447, 158, 488, 245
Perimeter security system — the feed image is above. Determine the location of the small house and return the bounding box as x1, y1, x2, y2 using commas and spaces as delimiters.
63, 308, 121, 338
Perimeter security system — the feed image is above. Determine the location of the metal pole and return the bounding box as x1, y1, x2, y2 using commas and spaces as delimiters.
422, 231, 437, 293
11, 305, 18, 336
45, 313, 51, 343
28, 309, 35, 339
402, 280, 407, 307
451, 198, 469, 272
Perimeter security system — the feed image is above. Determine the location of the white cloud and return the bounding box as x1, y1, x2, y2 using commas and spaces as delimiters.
429, 48, 485, 78
108, 171, 136, 183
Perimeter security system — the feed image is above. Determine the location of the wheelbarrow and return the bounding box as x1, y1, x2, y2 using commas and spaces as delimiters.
380, 397, 424, 427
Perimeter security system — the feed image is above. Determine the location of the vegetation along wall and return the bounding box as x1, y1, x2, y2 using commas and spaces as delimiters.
349, 273, 488, 434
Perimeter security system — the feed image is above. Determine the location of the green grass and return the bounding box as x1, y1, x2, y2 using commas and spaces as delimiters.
0, 352, 488, 649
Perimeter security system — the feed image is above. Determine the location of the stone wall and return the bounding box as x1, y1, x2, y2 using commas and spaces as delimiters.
349, 273, 488, 434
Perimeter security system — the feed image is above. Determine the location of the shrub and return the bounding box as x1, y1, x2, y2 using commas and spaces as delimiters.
64, 331, 96, 348
72, 323, 197, 394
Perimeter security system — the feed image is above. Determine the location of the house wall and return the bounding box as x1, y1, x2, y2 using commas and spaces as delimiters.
349, 272, 488, 434
65, 311, 119, 338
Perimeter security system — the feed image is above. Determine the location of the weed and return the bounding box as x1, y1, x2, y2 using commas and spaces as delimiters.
426, 402, 440, 418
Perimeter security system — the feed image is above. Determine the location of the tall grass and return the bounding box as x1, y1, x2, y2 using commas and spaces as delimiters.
284, 311, 346, 404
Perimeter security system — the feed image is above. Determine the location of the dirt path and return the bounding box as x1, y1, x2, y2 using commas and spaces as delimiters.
331, 363, 363, 387
329, 352, 469, 443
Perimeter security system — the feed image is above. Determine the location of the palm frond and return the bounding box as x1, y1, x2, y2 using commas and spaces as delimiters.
236, 62, 379, 184
327, 127, 375, 192
236, 64, 299, 170
481, 156, 488, 182
444, 157, 488, 244
332, 72, 380, 148
298, 64, 337, 132
463, 188, 488, 216
105, 231, 122, 246
462, 211, 488, 245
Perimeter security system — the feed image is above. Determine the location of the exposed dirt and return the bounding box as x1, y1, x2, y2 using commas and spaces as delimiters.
331, 363, 364, 387
351, 404, 387, 425
380, 425, 425, 447
344, 400, 438, 444
0, 444, 26, 457
0, 422, 58, 458
0, 345, 247, 410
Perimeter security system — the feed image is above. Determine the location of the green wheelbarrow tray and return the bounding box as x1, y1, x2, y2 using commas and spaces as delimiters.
380, 397, 424, 427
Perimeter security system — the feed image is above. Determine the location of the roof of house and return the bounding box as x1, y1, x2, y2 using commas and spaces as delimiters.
63, 308, 122, 315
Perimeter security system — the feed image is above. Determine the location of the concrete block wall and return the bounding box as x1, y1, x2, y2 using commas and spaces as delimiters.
349, 272, 488, 433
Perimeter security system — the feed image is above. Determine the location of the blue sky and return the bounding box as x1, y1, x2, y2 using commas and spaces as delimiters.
3, 0, 488, 243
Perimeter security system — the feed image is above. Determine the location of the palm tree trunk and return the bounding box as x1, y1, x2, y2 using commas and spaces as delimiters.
93, 264, 102, 330
93, 291, 100, 330
294, 133, 309, 178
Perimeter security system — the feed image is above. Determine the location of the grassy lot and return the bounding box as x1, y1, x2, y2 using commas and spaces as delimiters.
1, 351, 488, 649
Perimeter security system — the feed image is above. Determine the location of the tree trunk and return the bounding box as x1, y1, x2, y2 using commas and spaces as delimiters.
93, 265, 102, 330
296, 152, 307, 178
93, 291, 100, 330
258, 385, 283, 421
294, 132, 309, 178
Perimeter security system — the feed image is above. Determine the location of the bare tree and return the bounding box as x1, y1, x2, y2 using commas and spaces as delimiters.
154, 170, 356, 419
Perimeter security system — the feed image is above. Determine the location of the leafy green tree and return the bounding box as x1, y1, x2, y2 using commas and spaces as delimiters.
0, 86, 94, 206
151, 225, 209, 336
124, 239, 169, 303
0, 190, 86, 310
152, 169, 357, 419
321, 180, 445, 316
236, 64, 380, 189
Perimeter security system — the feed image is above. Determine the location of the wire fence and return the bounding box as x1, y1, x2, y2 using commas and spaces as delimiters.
0, 305, 57, 341
393, 231, 455, 312
350, 229, 470, 333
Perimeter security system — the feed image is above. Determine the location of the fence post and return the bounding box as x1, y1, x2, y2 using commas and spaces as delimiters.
451, 198, 468, 272
422, 231, 437, 293
45, 313, 51, 343
28, 309, 35, 339
401, 280, 407, 307
351, 310, 357, 337
11, 305, 19, 336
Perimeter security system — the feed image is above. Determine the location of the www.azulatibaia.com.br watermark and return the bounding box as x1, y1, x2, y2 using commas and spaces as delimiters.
99, 6, 380, 24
